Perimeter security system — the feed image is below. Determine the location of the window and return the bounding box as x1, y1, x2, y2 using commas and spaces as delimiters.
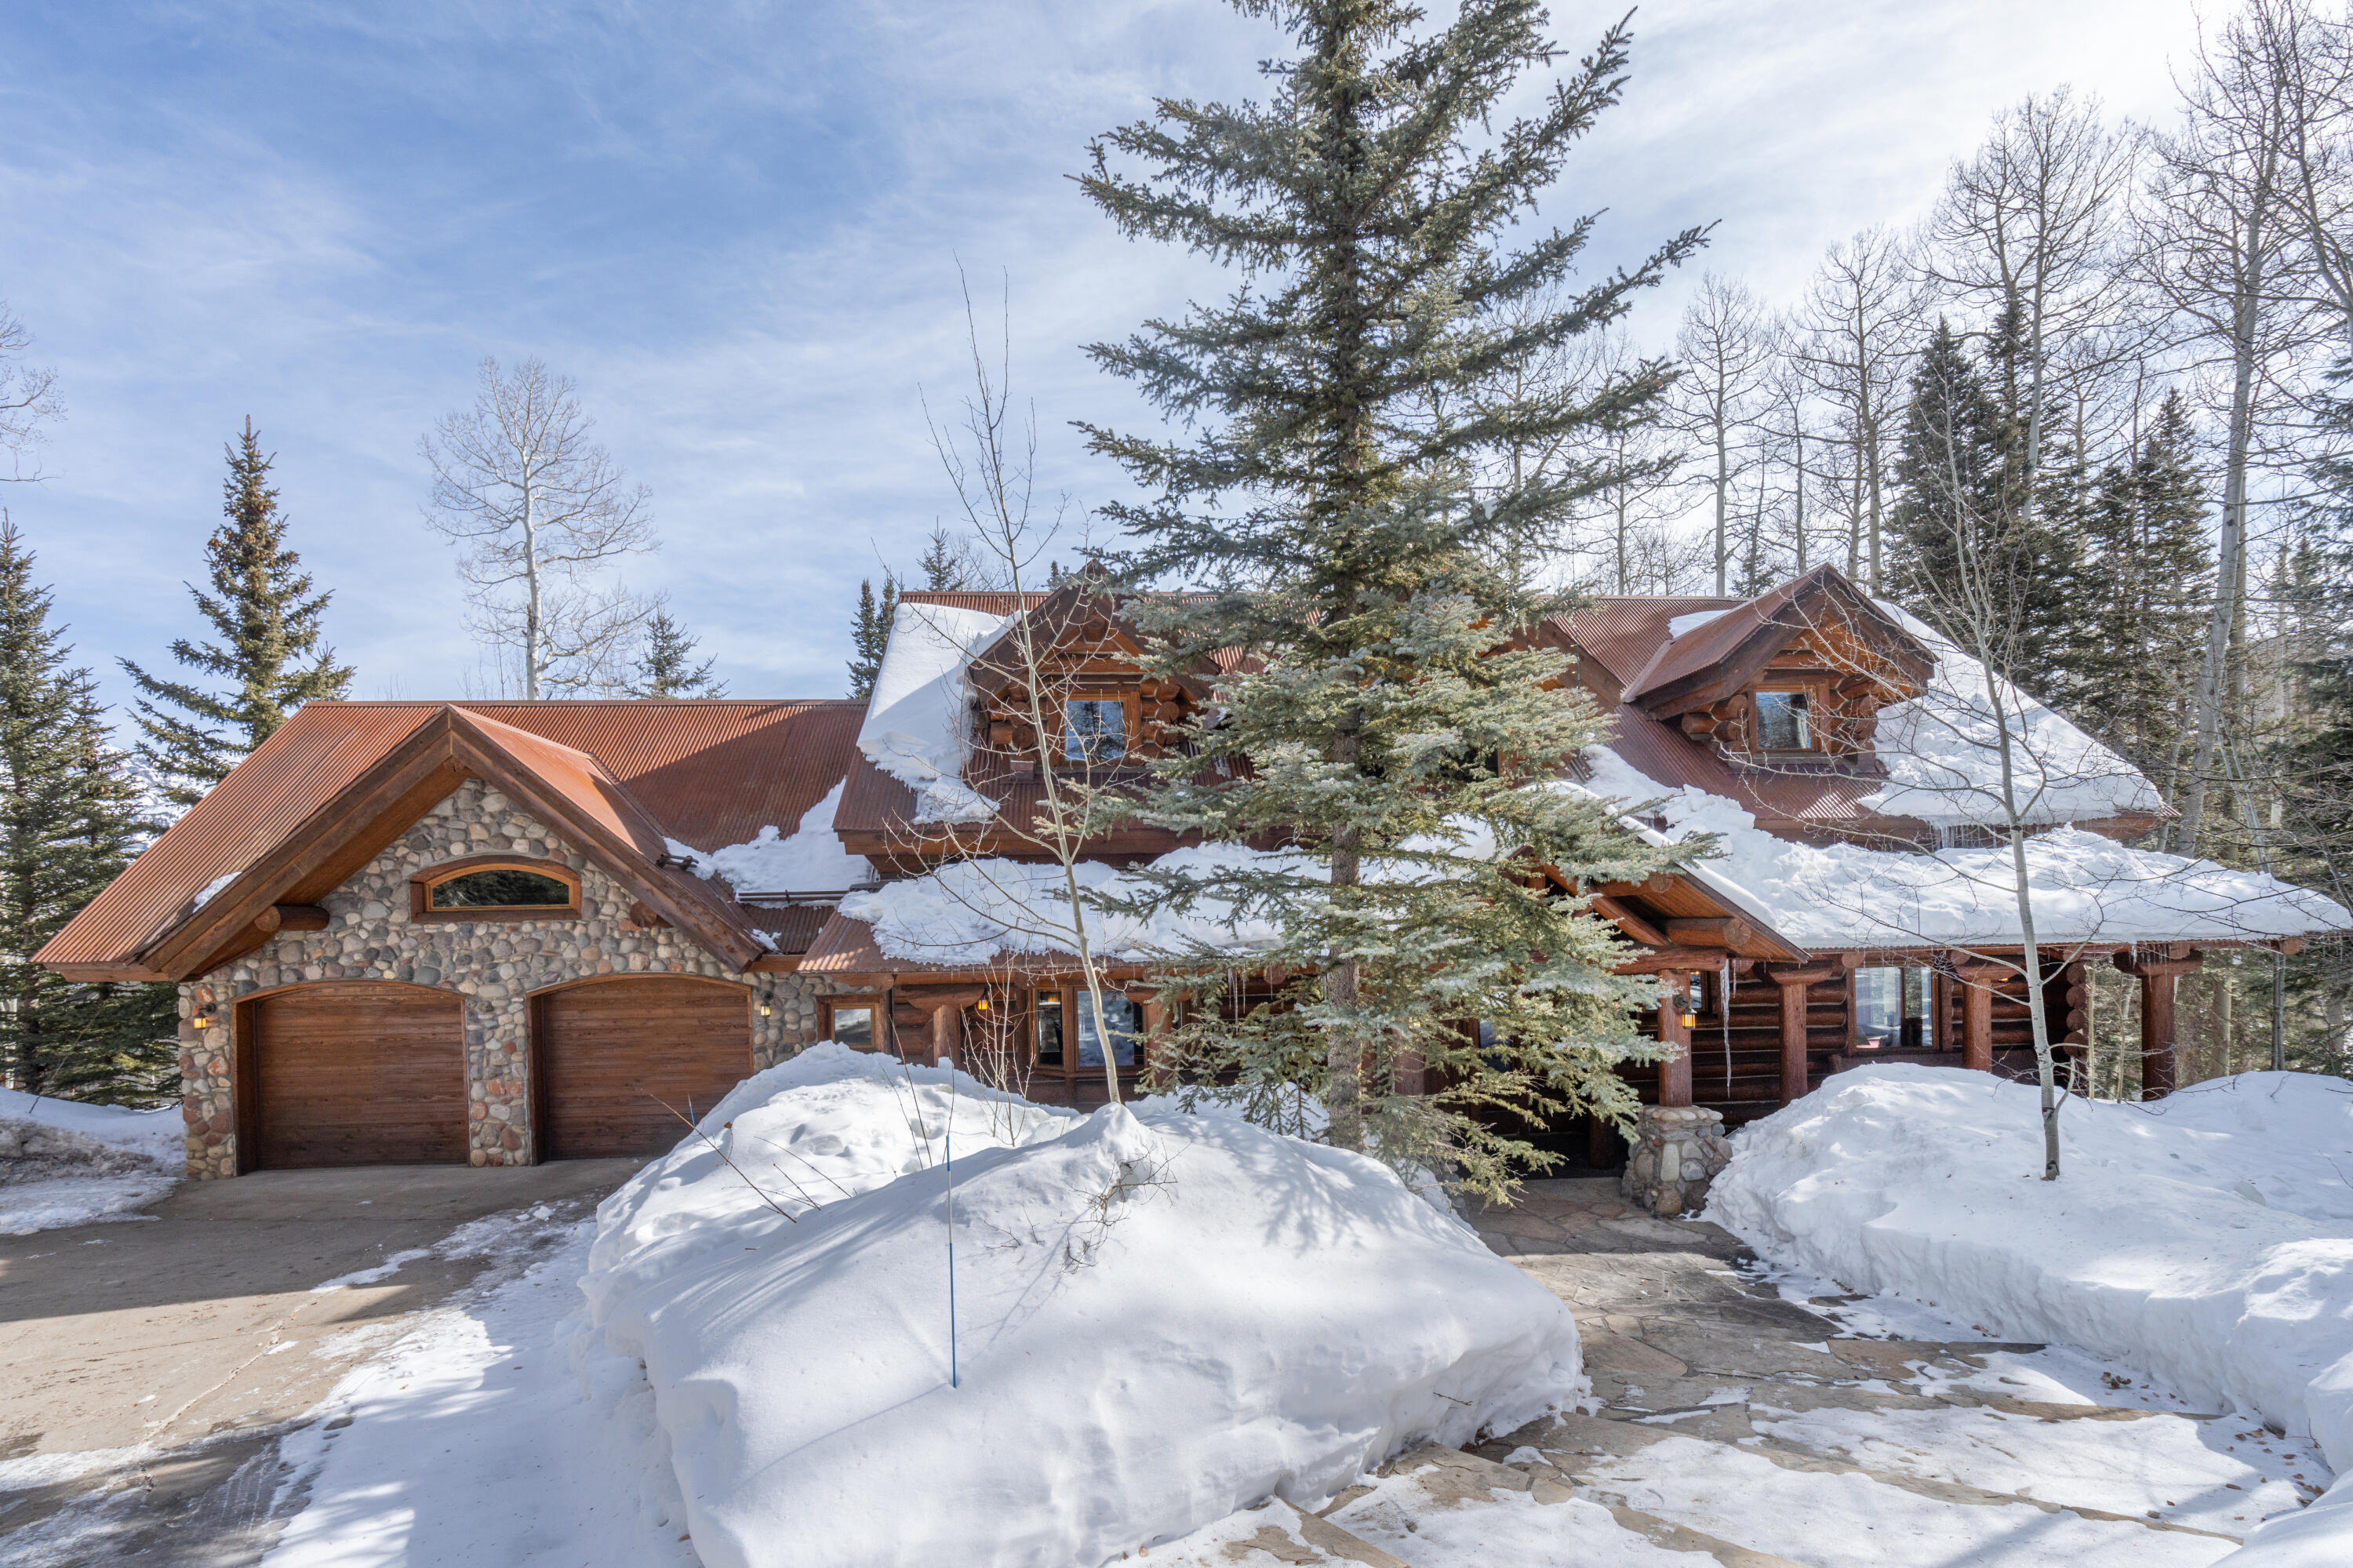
430, 868, 572, 908
1035, 988, 1064, 1064
1063, 698, 1129, 763
411, 858, 580, 921
1075, 992, 1140, 1068
1754, 690, 1813, 751
1854, 966, 1935, 1050
829, 1004, 875, 1047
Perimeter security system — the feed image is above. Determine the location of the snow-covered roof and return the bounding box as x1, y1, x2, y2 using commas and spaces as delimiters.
853, 601, 1007, 824
1858, 603, 2165, 830
1584, 748, 2351, 950
667, 780, 875, 897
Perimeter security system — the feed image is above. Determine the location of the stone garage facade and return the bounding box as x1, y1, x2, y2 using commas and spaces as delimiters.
174, 780, 826, 1177
38, 700, 867, 1180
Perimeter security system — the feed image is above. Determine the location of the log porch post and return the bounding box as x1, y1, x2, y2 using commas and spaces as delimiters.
929, 1000, 962, 1068
1959, 973, 1995, 1073
1657, 970, 1693, 1108
2114, 948, 2202, 1100
1765, 966, 1836, 1105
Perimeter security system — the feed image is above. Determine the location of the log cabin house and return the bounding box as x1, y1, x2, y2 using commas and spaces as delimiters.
36, 566, 2349, 1182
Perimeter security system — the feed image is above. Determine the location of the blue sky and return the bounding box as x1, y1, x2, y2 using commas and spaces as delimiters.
2, 0, 2202, 715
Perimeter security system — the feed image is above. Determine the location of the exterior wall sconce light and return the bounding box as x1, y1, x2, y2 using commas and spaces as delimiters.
758, 1002, 773, 1017
975, 997, 990, 1012
191, 1004, 216, 1031
1678, 1009, 1697, 1030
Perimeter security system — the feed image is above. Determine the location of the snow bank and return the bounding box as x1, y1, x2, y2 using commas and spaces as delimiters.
854, 602, 1006, 823
1584, 748, 2350, 948
0, 1089, 181, 1234
1864, 603, 2164, 828
583, 1043, 1582, 1568
0, 1087, 183, 1162
1704, 1067, 2353, 1560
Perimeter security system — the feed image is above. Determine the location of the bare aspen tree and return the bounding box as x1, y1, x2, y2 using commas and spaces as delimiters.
2242, 0, 2353, 347
421, 357, 658, 699
1790, 229, 1926, 591
1924, 89, 2137, 542
916, 277, 1131, 1106
1673, 275, 1776, 595
0, 305, 61, 484
2143, 18, 2326, 853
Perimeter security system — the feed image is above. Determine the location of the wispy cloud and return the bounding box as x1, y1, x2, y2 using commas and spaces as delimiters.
0, 0, 2200, 711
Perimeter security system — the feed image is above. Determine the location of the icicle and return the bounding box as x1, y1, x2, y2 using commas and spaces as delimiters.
1722, 956, 1734, 1093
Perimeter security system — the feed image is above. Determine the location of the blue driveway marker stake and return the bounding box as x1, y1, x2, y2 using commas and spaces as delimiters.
946, 1120, 959, 1389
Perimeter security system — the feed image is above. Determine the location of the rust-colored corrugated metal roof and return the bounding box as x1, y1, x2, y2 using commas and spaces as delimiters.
38, 699, 864, 972
1618, 566, 1930, 711
896, 591, 1049, 613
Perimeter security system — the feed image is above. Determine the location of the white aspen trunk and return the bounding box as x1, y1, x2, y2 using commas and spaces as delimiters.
522, 484, 543, 701
1989, 659, 2063, 1180
2180, 248, 2264, 855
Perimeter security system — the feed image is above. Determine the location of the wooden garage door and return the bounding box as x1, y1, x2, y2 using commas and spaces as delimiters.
533, 977, 751, 1159
247, 985, 467, 1168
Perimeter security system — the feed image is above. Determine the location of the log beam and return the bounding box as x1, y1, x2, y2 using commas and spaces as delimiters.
1591, 895, 1669, 949
1664, 915, 1754, 951
1657, 970, 1693, 1108
271, 904, 331, 932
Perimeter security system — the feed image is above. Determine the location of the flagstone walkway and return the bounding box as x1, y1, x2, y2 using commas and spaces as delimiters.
1177, 1177, 2326, 1567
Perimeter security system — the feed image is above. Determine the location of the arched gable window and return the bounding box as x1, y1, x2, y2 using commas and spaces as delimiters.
409, 857, 582, 922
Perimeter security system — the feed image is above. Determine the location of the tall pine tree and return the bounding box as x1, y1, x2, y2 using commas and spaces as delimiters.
1082, 2, 1701, 1193
0, 518, 176, 1102
1886, 320, 2077, 698
627, 608, 726, 697
847, 576, 897, 699
122, 420, 352, 807
2067, 391, 2213, 795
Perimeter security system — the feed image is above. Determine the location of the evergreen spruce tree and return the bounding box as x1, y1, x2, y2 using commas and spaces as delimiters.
1081, 2, 1702, 1193
2067, 391, 2213, 793
626, 607, 726, 697
121, 420, 352, 807
847, 576, 898, 699
0, 518, 176, 1102
1886, 321, 2077, 697
918, 527, 963, 591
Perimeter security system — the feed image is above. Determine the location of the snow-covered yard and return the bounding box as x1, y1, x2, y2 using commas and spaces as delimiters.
1709, 1065, 2353, 1566
0, 1086, 180, 1235
20, 1056, 2343, 1567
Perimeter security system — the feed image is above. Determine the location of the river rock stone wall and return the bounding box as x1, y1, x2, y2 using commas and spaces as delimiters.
1620, 1104, 1733, 1218
178, 779, 827, 1179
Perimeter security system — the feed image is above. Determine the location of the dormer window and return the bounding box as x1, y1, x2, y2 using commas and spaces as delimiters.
1063, 697, 1130, 763
1755, 690, 1813, 751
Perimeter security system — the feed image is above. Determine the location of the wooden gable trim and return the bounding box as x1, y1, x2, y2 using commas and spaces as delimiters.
1630, 573, 1933, 721
139, 712, 473, 978
136, 707, 769, 980
436, 709, 766, 971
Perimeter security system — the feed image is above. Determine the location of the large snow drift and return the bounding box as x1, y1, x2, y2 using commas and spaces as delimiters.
1584, 748, 2350, 948
582, 1044, 1580, 1568
1705, 1067, 2353, 1564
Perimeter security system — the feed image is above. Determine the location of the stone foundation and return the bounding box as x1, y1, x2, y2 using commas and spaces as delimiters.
179, 779, 831, 1178
1620, 1105, 1732, 1218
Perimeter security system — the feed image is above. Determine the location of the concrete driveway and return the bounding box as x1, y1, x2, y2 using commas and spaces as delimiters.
0, 1160, 642, 1565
